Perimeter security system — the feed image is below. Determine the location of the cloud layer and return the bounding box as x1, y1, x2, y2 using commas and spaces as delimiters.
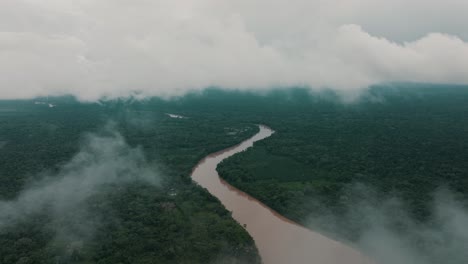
1, 0, 468, 100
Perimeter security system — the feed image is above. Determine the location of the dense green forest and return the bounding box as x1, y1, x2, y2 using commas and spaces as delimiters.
216, 84, 468, 261
0, 98, 260, 264
2, 84, 468, 263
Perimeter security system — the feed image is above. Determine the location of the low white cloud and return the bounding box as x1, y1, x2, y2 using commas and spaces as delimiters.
1, 0, 467, 100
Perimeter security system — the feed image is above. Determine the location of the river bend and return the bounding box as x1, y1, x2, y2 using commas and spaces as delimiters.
191, 125, 372, 264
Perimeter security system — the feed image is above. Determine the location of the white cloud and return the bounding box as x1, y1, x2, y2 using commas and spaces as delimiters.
1, 0, 467, 100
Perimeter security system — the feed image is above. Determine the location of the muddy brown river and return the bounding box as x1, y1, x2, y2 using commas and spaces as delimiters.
191, 125, 372, 264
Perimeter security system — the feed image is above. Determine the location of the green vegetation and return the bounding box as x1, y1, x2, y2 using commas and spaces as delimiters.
0, 98, 260, 264
2, 84, 468, 263
216, 84, 468, 241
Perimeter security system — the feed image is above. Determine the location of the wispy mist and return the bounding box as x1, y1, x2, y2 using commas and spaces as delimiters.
0, 125, 160, 243
307, 185, 468, 264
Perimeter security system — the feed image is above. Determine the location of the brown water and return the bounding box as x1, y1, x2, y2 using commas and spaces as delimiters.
191, 125, 373, 264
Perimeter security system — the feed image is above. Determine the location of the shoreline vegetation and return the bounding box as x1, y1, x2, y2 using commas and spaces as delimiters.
0, 99, 261, 264
1, 84, 468, 263
215, 85, 468, 263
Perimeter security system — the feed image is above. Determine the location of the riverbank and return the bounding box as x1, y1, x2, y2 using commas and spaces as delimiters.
191, 125, 371, 264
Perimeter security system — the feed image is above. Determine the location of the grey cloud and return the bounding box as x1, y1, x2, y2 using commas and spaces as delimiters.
1, 0, 468, 101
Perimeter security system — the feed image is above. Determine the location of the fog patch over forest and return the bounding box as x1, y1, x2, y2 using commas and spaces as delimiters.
306, 185, 468, 264
0, 124, 160, 244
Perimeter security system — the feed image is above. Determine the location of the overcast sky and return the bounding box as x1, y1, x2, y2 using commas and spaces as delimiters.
1, 0, 468, 100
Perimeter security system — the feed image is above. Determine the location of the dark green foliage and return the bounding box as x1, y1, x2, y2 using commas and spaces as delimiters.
2, 84, 468, 263
0, 98, 260, 264
217, 84, 468, 241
